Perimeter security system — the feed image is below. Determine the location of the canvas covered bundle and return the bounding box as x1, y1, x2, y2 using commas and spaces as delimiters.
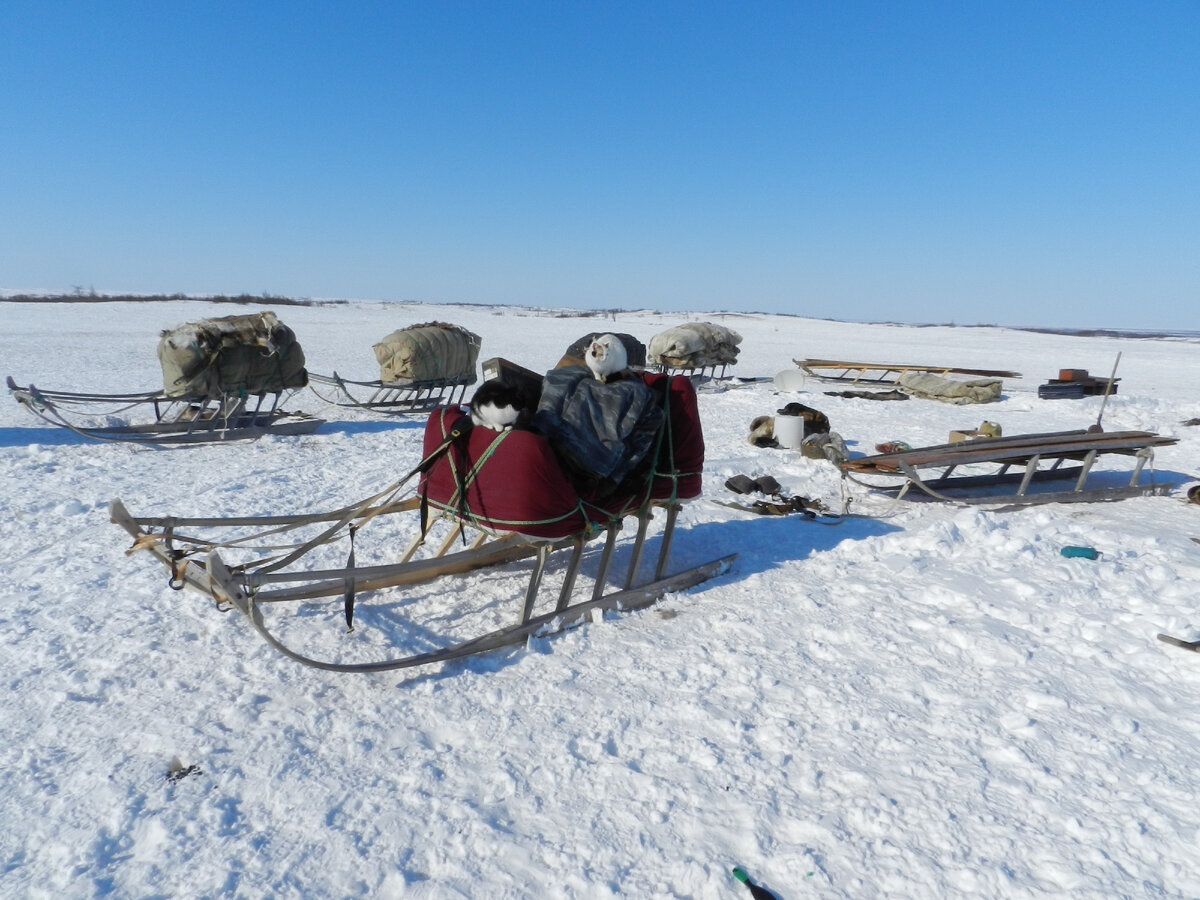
157, 311, 308, 398
373, 322, 482, 384
896, 371, 1003, 405
647, 322, 742, 368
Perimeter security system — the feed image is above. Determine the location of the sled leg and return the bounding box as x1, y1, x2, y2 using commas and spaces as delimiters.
653, 503, 680, 581
433, 522, 464, 557
1073, 450, 1097, 492
1130, 448, 1152, 485
1017, 454, 1042, 496
397, 528, 426, 564
591, 522, 620, 601
556, 536, 586, 612
624, 509, 653, 589
520, 543, 551, 624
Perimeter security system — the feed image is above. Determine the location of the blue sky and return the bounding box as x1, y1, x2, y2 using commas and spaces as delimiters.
2, 2, 1197, 329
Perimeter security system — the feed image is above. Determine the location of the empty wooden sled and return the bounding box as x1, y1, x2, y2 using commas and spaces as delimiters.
111, 372, 734, 673
838, 429, 1178, 505
795, 358, 1021, 386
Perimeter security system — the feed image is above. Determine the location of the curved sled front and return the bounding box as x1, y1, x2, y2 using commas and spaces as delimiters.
110, 374, 733, 673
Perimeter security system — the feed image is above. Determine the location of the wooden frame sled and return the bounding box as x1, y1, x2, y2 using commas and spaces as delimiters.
307, 371, 474, 416
838, 429, 1178, 505
110, 497, 732, 673
7, 376, 324, 445
109, 373, 734, 673
794, 358, 1021, 386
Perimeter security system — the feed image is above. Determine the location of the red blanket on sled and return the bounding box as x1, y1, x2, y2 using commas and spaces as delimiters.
420, 373, 704, 538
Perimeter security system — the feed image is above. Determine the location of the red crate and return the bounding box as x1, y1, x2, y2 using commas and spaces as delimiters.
1058, 368, 1090, 381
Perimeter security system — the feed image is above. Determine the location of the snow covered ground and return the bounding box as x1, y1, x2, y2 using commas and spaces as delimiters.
2, 298, 1199, 899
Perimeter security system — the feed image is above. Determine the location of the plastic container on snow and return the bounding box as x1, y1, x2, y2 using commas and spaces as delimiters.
774, 415, 806, 449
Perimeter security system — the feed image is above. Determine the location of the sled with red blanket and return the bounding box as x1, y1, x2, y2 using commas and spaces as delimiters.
110, 371, 734, 673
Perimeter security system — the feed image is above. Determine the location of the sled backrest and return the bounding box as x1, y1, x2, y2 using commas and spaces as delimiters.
158, 311, 308, 399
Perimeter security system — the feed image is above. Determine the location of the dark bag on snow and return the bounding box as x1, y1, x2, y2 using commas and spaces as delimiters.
157, 311, 308, 398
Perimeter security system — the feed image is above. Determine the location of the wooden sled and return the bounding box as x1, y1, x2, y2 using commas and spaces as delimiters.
838, 429, 1178, 505
110, 374, 734, 673
794, 358, 1021, 386
7, 376, 323, 445
307, 371, 474, 415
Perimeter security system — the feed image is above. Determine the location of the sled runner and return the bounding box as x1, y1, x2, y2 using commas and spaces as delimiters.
7, 311, 327, 444
794, 358, 1021, 386
308, 322, 481, 416
111, 372, 734, 673
838, 429, 1178, 505
7, 377, 323, 444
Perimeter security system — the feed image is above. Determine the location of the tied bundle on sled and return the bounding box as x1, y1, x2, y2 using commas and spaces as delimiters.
308, 322, 482, 415
647, 322, 742, 374
373, 322, 481, 385
158, 311, 308, 399
8, 310, 324, 444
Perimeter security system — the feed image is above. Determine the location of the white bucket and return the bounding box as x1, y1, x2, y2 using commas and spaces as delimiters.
774, 415, 806, 449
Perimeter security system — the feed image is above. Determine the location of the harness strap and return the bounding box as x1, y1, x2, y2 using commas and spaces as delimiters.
418, 413, 474, 542
254, 413, 473, 577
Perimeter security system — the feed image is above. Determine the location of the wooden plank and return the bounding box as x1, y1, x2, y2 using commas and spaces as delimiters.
795, 358, 1021, 381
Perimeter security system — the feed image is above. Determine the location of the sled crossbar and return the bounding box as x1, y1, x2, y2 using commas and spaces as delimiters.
308, 371, 474, 416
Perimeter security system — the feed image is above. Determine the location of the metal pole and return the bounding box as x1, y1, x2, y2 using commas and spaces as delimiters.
1091, 352, 1122, 432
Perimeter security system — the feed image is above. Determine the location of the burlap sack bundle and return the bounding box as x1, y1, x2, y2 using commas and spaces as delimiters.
158, 311, 308, 398
373, 322, 481, 384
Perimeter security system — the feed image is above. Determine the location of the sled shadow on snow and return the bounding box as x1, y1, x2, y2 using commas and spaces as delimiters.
849, 465, 1190, 507
369, 512, 900, 687
0, 425, 92, 447
315, 417, 425, 437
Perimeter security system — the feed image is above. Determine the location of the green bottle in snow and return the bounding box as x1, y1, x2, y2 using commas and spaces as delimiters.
731, 867, 778, 899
